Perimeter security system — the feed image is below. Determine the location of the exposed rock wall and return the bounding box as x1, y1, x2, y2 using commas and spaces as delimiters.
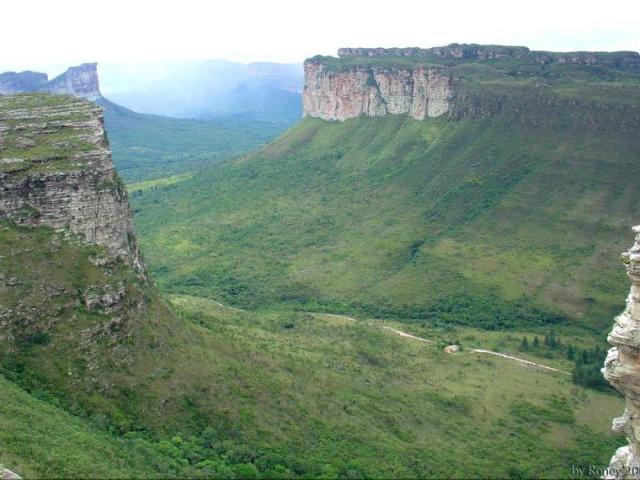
0, 95, 144, 275
0, 467, 21, 480
0, 63, 101, 100
303, 61, 453, 121
603, 225, 640, 479
41, 63, 101, 100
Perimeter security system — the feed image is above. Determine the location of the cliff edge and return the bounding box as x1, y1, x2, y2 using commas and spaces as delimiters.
604, 226, 640, 479
0, 94, 143, 273
303, 44, 640, 122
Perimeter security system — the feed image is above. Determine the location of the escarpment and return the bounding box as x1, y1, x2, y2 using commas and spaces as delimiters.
303, 44, 640, 123
0, 94, 144, 274
603, 226, 640, 479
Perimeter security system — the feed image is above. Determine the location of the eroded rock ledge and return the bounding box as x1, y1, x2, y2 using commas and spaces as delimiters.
603, 226, 640, 479
0, 94, 144, 275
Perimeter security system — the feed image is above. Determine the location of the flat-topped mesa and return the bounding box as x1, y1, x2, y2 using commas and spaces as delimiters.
603, 226, 640, 479
0, 94, 144, 275
304, 44, 640, 122
0, 63, 101, 101
337, 44, 640, 68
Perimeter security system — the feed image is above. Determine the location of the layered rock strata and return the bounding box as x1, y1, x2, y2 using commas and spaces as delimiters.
0, 94, 144, 274
303, 61, 453, 121
603, 226, 640, 479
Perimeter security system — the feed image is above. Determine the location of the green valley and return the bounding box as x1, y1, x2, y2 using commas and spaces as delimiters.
101, 98, 288, 183
131, 108, 639, 332
0, 222, 625, 478
2, 41, 640, 479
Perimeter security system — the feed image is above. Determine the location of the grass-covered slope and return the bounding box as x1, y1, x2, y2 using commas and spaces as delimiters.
101, 98, 288, 183
132, 105, 640, 331
0, 221, 625, 478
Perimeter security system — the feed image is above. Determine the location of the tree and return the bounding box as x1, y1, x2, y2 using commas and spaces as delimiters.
566, 345, 575, 361
520, 337, 529, 351
532, 336, 540, 349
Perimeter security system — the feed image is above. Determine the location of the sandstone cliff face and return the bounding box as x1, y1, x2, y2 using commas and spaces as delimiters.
41, 63, 101, 101
0, 63, 101, 100
303, 61, 453, 121
603, 226, 640, 479
0, 95, 144, 274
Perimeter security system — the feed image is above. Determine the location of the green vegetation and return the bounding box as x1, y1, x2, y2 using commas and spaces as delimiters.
0, 222, 625, 478
311, 48, 640, 85
3, 56, 639, 477
131, 107, 639, 333
0, 94, 99, 177
101, 98, 289, 182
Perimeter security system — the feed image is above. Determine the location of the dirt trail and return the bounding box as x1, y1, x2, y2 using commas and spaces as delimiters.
469, 349, 570, 374
314, 312, 569, 375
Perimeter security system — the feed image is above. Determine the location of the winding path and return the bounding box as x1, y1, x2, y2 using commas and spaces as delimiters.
314, 312, 570, 375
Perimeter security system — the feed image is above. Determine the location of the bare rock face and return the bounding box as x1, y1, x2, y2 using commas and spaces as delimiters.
41, 63, 101, 101
0, 467, 21, 480
0, 94, 144, 275
303, 61, 453, 121
603, 226, 640, 479
0, 63, 101, 100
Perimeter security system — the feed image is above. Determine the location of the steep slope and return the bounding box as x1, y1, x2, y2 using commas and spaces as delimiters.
132, 87, 640, 330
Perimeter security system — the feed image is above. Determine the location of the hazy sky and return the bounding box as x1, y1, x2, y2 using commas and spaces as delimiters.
2, 0, 639, 75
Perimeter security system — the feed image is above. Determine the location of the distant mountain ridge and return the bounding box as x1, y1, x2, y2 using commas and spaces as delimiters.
0, 62, 291, 182
337, 44, 640, 68
0, 63, 101, 100
100, 59, 303, 123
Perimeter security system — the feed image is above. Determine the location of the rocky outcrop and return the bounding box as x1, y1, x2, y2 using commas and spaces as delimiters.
41, 63, 101, 101
337, 44, 640, 69
303, 61, 453, 121
0, 94, 144, 275
0, 467, 21, 480
603, 226, 640, 479
304, 44, 640, 122
0, 63, 101, 100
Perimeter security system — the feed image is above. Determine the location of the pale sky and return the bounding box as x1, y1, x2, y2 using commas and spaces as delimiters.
2, 0, 639, 75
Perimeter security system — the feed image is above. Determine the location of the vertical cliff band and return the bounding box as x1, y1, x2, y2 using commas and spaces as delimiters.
604, 226, 640, 479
